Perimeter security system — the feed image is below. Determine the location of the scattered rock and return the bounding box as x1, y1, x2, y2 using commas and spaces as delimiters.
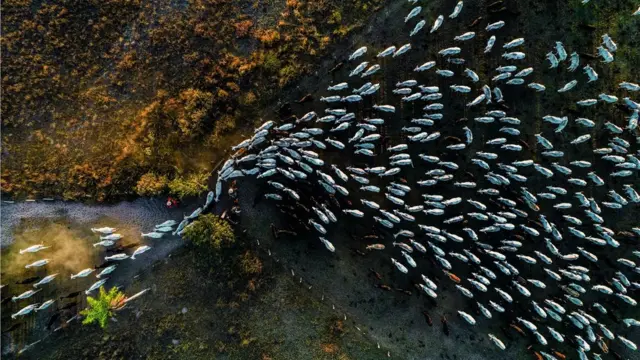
181, 307, 188, 314
172, 339, 180, 346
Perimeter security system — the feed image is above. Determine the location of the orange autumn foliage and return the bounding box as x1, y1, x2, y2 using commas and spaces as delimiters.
1, 0, 383, 200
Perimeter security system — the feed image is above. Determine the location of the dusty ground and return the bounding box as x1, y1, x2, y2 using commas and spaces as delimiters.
6, 237, 392, 360
224, 0, 640, 359
237, 181, 522, 360
0, 198, 192, 355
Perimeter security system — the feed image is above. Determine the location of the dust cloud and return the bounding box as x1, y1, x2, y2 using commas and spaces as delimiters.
2, 219, 98, 282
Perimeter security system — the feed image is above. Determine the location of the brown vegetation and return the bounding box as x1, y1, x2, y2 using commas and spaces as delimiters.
134, 173, 168, 196
321, 343, 339, 354
1, 0, 383, 200
329, 318, 345, 336
240, 250, 263, 275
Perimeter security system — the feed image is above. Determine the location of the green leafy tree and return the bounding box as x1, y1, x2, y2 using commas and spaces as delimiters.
81, 287, 126, 329
183, 213, 235, 249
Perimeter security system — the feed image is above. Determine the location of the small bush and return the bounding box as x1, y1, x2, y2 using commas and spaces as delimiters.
233, 20, 254, 38
262, 51, 281, 73
135, 172, 168, 196
239, 91, 257, 106
278, 64, 301, 87
212, 114, 237, 142
183, 213, 235, 249
175, 88, 214, 139
240, 251, 262, 275
328, 10, 342, 24
255, 29, 280, 46
168, 173, 208, 199
81, 287, 126, 329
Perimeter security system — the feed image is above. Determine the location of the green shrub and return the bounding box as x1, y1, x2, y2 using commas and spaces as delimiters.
183, 213, 235, 249
262, 51, 281, 73
278, 64, 301, 87
328, 10, 342, 24
81, 287, 126, 329
168, 173, 208, 198
240, 251, 263, 275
